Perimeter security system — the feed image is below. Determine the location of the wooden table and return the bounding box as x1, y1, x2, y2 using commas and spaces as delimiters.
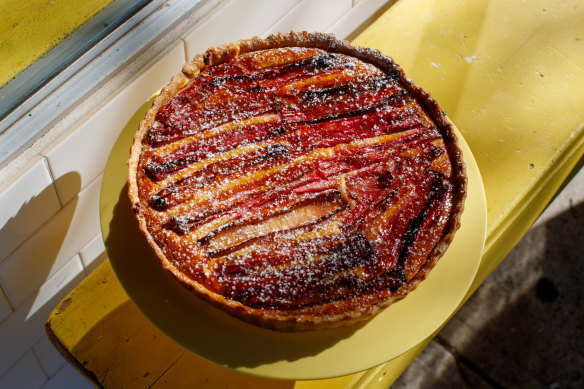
46, 0, 584, 387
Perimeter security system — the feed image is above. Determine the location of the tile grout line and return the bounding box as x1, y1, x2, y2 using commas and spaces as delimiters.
0, 285, 14, 317
30, 347, 50, 383
181, 39, 189, 63
0, 348, 42, 383
180, 0, 231, 59
260, 0, 305, 37
434, 335, 506, 389
40, 157, 67, 209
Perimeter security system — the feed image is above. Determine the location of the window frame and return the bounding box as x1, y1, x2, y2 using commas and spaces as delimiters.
0, 0, 217, 168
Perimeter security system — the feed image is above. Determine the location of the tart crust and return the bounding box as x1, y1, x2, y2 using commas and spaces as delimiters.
128, 31, 467, 331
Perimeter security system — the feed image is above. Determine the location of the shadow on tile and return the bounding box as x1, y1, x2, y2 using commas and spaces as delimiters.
0, 171, 86, 376
0, 171, 82, 305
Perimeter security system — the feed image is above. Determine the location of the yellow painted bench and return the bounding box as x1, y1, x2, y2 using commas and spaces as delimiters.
46, 0, 584, 387
0, 0, 114, 86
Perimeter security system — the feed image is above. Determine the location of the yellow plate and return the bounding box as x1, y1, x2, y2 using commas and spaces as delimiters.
100, 96, 487, 380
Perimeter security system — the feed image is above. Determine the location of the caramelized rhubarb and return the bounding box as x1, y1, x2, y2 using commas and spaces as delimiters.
128, 32, 466, 331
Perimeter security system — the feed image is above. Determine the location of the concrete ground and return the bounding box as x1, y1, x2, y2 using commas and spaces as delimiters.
392, 166, 584, 389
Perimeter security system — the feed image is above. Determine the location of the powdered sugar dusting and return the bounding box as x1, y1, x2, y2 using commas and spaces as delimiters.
137, 46, 456, 312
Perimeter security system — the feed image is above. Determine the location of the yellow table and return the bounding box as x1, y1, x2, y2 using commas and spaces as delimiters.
46, 0, 584, 387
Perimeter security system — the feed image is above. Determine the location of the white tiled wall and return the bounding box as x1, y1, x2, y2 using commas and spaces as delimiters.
0, 0, 390, 387
0, 158, 61, 262
262, 0, 353, 36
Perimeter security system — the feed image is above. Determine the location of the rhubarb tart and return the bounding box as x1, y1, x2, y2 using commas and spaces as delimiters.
127, 32, 467, 331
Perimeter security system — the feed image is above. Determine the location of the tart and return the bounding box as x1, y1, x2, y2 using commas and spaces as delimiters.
127, 32, 467, 331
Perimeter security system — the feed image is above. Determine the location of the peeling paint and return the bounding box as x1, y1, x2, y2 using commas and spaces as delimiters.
465, 55, 478, 64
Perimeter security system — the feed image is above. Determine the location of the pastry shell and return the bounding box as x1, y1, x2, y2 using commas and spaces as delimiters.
127, 31, 467, 331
